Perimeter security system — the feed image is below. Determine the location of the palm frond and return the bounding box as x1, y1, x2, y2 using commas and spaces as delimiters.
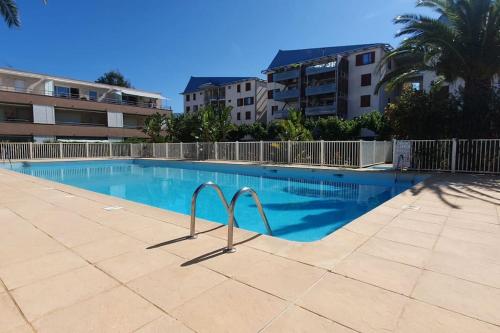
0, 0, 19, 27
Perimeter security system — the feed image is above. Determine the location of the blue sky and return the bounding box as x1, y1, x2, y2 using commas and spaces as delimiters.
0, 0, 426, 113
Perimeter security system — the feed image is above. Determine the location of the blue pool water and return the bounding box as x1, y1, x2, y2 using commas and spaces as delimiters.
4, 160, 420, 242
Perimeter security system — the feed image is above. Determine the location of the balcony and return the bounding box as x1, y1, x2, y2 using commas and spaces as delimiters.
273, 110, 288, 119
273, 69, 299, 82
305, 104, 337, 116
305, 83, 336, 96
0, 84, 170, 111
273, 89, 299, 101
306, 65, 336, 76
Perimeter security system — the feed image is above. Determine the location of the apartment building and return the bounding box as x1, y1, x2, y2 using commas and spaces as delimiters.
182, 77, 267, 125
0, 68, 171, 142
263, 43, 394, 122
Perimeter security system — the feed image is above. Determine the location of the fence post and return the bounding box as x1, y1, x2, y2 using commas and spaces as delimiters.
109, 142, 113, 158
451, 138, 457, 173
196, 142, 199, 160
235, 141, 239, 160
165, 142, 169, 159
59, 143, 63, 159
180, 142, 184, 159
29, 142, 33, 160
85, 142, 90, 158
392, 139, 397, 166
259, 141, 264, 163
373, 140, 376, 165
129, 143, 132, 157
359, 140, 363, 168
152, 143, 156, 158
287, 140, 291, 164
320, 140, 324, 165
214, 142, 218, 160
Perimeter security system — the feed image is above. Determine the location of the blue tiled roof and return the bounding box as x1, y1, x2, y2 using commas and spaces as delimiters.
265, 43, 385, 71
182, 76, 256, 94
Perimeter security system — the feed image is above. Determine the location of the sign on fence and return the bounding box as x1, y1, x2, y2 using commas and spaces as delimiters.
394, 140, 412, 169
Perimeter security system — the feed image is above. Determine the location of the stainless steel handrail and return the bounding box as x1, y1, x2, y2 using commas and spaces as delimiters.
226, 187, 272, 253
190, 181, 237, 238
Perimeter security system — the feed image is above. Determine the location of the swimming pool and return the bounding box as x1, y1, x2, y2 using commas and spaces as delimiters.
5, 159, 421, 242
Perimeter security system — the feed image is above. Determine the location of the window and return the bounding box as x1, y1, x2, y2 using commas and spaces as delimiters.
227, 85, 231, 90
193, 105, 198, 112
271, 105, 278, 115
228, 100, 232, 104
243, 97, 254, 105
361, 74, 372, 86
245, 82, 251, 91
186, 106, 190, 112
89, 91, 98, 101
355, 51, 375, 66
237, 98, 243, 107
193, 93, 196, 101
268, 90, 274, 99
360, 95, 371, 107
237, 84, 241, 93
186, 94, 190, 102
54, 86, 70, 97
237, 112, 241, 120
245, 111, 251, 120
268, 73, 273, 83
388, 59, 392, 70
14, 79, 26, 92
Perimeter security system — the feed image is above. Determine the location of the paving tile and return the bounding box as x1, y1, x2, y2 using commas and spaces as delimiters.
3, 323, 34, 333
389, 217, 443, 235
449, 211, 498, 224
426, 251, 500, 288
97, 248, 181, 283
0, 251, 87, 290
128, 263, 226, 312
376, 226, 438, 249
202, 246, 326, 300
160, 234, 228, 260
343, 218, 386, 236
297, 273, 407, 333
396, 300, 500, 333
357, 237, 431, 268
412, 271, 500, 325
32, 286, 162, 333
126, 222, 189, 245
446, 218, 500, 233
0, 292, 27, 332
172, 279, 287, 333
73, 235, 145, 263
333, 252, 421, 295
441, 226, 500, 248
398, 211, 447, 224
434, 237, 500, 265
262, 305, 355, 333
276, 229, 368, 269
91, 211, 162, 234
12, 266, 118, 321
134, 315, 194, 333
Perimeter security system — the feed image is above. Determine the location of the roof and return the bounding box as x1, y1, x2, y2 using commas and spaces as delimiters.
0, 67, 165, 99
182, 76, 259, 94
265, 43, 388, 71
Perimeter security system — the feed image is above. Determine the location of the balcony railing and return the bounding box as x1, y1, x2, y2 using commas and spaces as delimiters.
305, 83, 336, 96
0, 84, 171, 110
273, 69, 299, 82
305, 104, 337, 116
306, 65, 336, 76
273, 89, 299, 101
273, 110, 288, 119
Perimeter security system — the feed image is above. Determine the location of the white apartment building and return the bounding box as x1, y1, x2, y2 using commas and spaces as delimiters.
182, 77, 267, 125
0, 68, 170, 142
263, 43, 395, 122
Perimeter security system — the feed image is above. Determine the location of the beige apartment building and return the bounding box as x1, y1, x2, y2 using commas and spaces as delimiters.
182, 76, 267, 125
263, 43, 395, 122
0, 68, 171, 142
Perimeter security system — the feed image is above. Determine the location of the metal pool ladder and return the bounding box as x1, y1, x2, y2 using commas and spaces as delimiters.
189, 182, 272, 253
190, 181, 236, 239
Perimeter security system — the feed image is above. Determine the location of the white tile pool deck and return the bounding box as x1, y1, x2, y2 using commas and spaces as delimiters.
0, 165, 499, 333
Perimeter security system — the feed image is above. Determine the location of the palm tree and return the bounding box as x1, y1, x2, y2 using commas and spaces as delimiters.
377, 0, 500, 137
0, 0, 20, 28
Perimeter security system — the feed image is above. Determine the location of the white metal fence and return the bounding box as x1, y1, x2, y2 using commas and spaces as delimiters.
0, 140, 392, 168
394, 139, 500, 174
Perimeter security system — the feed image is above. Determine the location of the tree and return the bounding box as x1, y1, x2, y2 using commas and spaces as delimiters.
142, 112, 167, 142
274, 109, 312, 141
198, 105, 234, 142
377, 0, 500, 137
309, 116, 361, 140
0, 0, 19, 27
96, 70, 131, 88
